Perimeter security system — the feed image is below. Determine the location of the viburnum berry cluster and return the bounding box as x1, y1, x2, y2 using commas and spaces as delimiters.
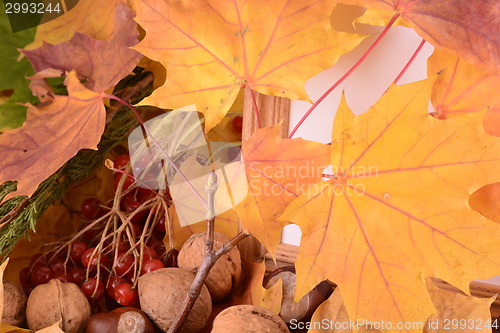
19, 154, 177, 311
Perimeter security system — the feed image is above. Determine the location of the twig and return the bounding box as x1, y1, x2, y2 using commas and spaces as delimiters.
168, 172, 250, 333
0, 197, 29, 230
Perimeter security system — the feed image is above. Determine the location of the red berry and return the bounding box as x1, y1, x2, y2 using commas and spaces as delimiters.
70, 241, 88, 262
106, 276, 128, 298
132, 154, 162, 177
137, 187, 156, 202
68, 267, 86, 285
29, 253, 47, 269
232, 116, 243, 132
31, 266, 53, 286
113, 154, 130, 171
147, 238, 165, 257
114, 283, 138, 306
141, 259, 164, 274
23, 280, 35, 296
114, 173, 135, 191
48, 257, 66, 273
131, 221, 144, 238
142, 247, 158, 261
154, 216, 166, 233
115, 252, 135, 276
81, 277, 105, 301
81, 248, 110, 272
19, 267, 31, 287
117, 240, 130, 252
81, 248, 95, 268
53, 272, 71, 283
81, 198, 104, 220
121, 195, 146, 223
81, 221, 102, 243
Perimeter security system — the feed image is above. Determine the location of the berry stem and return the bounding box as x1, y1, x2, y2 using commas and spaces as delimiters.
106, 164, 169, 201
105, 94, 207, 208
288, 12, 401, 139
393, 38, 426, 84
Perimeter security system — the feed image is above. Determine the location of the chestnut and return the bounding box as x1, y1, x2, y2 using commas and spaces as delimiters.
85, 307, 155, 333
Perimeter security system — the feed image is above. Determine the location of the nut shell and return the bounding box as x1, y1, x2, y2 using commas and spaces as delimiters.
211, 305, 289, 333
26, 279, 91, 333
2, 281, 27, 325
138, 268, 211, 333
178, 232, 241, 301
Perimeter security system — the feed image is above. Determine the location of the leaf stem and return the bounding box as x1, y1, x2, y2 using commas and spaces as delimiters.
288, 12, 401, 138
105, 94, 207, 208
393, 38, 426, 84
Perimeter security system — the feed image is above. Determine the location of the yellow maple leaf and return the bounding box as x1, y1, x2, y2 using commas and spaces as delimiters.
427, 48, 500, 137
279, 79, 500, 330
133, 0, 363, 132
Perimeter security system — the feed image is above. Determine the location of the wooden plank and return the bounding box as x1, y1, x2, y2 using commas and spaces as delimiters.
238, 88, 291, 262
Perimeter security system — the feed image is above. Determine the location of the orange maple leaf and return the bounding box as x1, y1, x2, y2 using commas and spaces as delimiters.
339, 0, 500, 76
469, 183, 500, 224
0, 71, 105, 202
21, 4, 142, 92
133, 0, 363, 132
234, 124, 330, 255
279, 79, 500, 329
427, 48, 500, 137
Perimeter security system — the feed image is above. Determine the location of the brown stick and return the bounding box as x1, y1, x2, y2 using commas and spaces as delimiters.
168, 172, 250, 333
168, 230, 250, 333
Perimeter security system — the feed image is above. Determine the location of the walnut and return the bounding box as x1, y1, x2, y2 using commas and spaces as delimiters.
26, 279, 91, 333
2, 280, 27, 325
178, 232, 241, 301
138, 268, 212, 332
211, 305, 289, 332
